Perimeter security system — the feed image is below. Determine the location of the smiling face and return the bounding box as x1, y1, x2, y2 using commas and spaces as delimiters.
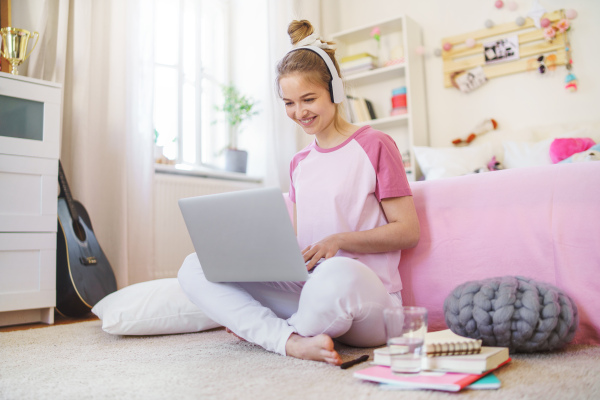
279, 73, 337, 139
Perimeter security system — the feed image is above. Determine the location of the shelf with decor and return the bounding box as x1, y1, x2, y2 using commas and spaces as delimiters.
332, 15, 429, 180
355, 114, 409, 128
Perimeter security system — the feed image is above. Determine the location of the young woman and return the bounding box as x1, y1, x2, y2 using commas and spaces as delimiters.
178, 20, 420, 365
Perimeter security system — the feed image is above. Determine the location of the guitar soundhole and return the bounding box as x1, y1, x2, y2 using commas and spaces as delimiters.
72, 220, 87, 242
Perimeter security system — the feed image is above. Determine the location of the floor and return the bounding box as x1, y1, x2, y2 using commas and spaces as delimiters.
0, 311, 98, 333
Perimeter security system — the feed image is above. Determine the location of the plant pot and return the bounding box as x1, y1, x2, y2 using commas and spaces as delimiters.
225, 148, 248, 173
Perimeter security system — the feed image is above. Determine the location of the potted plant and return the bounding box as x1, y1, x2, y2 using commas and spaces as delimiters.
214, 84, 259, 173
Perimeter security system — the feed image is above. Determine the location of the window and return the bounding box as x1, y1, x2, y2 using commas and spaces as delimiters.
153, 0, 229, 168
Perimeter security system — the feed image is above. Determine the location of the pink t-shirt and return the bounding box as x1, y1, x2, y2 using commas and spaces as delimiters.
289, 125, 412, 293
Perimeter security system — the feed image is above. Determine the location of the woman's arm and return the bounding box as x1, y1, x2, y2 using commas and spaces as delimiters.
302, 196, 420, 270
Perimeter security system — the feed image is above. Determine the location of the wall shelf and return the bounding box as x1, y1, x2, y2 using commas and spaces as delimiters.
356, 114, 409, 128
332, 15, 429, 180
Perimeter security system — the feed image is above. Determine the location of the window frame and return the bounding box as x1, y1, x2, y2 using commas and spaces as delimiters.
153, 0, 231, 169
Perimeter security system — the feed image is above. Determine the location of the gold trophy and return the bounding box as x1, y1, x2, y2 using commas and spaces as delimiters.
0, 27, 39, 75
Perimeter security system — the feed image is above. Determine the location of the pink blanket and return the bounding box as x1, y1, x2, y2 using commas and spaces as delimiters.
401, 162, 600, 345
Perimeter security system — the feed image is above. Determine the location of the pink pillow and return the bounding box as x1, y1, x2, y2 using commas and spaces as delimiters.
550, 138, 596, 163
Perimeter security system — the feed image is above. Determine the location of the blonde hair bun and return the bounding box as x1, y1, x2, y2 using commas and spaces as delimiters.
288, 20, 315, 46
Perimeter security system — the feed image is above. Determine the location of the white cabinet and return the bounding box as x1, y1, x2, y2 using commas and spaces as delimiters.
331, 15, 429, 180
0, 73, 62, 326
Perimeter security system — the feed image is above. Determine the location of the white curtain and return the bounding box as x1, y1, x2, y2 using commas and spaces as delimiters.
26, 0, 155, 288
25, 0, 69, 83
23, 0, 322, 286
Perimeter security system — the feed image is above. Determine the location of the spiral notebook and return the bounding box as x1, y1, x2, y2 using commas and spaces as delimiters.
373, 330, 510, 374
375, 329, 482, 361
422, 329, 483, 356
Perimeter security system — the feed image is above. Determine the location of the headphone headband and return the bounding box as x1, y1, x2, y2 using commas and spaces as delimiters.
285, 45, 345, 104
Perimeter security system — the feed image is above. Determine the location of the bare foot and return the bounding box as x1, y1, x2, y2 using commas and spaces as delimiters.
226, 327, 246, 341
285, 333, 342, 365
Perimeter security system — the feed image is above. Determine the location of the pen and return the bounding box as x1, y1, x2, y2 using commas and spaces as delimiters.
340, 354, 369, 369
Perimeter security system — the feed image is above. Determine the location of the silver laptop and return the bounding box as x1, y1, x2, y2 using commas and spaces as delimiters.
178, 187, 309, 282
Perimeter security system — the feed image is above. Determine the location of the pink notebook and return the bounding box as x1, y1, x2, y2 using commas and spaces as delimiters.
354, 359, 510, 392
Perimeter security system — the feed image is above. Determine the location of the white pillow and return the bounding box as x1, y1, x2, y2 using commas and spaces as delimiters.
502, 139, 553, 169
92, 278, 221, 335
414, 142, 496, 180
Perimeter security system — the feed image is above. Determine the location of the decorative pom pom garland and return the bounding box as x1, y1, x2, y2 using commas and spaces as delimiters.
444, 276, 579, 353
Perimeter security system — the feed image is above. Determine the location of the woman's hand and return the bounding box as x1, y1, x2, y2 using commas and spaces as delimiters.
294, 196, 420, 271
302, 234, 344, 271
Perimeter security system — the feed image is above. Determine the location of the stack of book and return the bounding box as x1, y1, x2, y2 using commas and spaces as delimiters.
340, 53, 378, 75
345, 95, 377, 123
354, 329, 511, 392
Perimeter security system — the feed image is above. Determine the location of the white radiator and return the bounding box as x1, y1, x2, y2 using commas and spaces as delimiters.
153, 172, 262, 279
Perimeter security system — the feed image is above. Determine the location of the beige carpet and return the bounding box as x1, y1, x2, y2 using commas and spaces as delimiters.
1, 320, 599, 400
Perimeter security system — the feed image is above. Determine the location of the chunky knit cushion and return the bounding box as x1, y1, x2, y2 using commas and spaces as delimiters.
443, 276, 579, 353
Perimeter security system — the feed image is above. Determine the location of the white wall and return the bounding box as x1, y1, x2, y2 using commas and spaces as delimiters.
322, 0, 600, 146
9, 0, 43, 74
13, 0, 599, 151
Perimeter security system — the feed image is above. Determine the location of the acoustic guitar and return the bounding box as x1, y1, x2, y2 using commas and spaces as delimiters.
56, 161, 117, 317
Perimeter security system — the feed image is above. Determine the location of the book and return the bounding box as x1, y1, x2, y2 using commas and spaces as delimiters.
373, 331, 508, 374
356, 98, 371, 122
353, 360, 510, 392
379, 372, 501, 391
372, 346, 508, 374
340, 57, 377, 70
465, 373, 501, 389
423, 346, 509, 374
341, 52, 377, 63
374, 329, 482, 362
345, 96, 373, 123
364, 99, 377, 120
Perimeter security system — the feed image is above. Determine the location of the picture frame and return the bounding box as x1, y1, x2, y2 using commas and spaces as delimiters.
483, 35, 519, 65
0, 0, 11, 73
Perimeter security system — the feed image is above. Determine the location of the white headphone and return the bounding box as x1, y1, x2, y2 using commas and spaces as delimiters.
285, 45, 345, 104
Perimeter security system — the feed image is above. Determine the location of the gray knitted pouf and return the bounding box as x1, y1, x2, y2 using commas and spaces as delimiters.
444, 276, 578, 353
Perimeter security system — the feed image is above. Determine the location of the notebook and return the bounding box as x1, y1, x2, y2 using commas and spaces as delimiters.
354, 360, 510, 392
373, 330, 508, 374
178, 187, 309, 283
423, 346, 509, 374
379, 372, 501, 391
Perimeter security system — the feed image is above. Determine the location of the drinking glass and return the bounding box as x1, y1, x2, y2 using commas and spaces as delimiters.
383, 306, 428, 373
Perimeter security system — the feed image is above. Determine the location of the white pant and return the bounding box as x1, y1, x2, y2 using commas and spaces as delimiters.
178, 253, 402, 356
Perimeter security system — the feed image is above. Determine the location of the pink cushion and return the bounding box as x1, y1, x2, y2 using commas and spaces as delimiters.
550, 137, 595, 163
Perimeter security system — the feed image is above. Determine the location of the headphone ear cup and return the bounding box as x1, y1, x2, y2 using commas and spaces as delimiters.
329, 80, 335, 103
331, 78, 344, 103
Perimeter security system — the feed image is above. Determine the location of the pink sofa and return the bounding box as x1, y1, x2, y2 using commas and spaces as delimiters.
286, 161, 600, 346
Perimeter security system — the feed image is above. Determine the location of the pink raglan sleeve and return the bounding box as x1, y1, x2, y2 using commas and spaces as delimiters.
288, 145, 313, 203
357, 129, 412, 202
